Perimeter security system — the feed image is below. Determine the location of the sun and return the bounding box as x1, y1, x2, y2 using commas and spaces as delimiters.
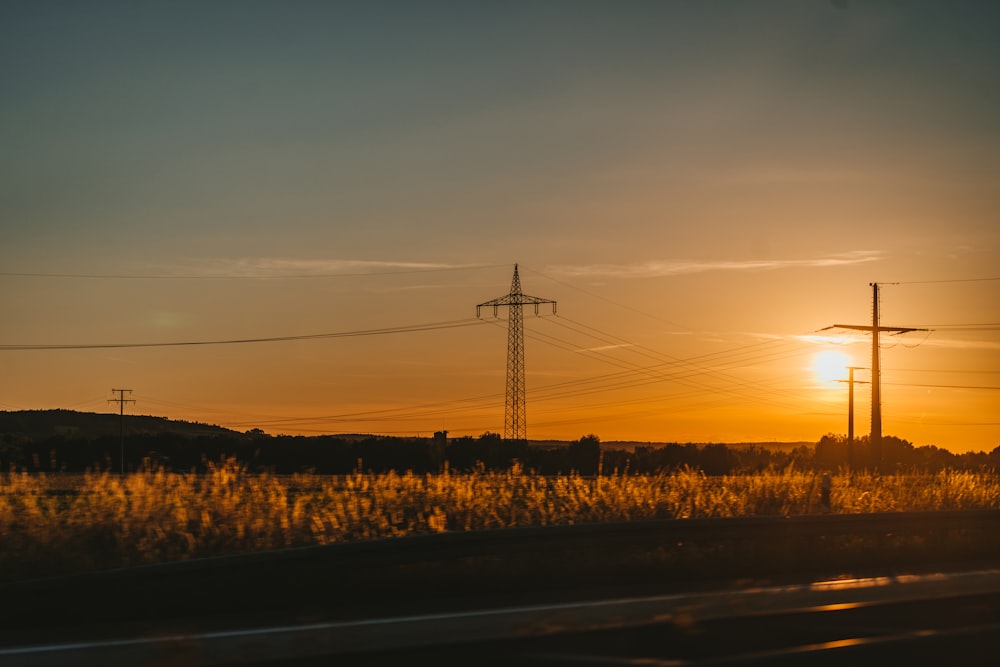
812, 350, 851, 385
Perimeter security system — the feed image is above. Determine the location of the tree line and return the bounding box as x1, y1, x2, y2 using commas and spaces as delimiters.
1, 429, 997, 475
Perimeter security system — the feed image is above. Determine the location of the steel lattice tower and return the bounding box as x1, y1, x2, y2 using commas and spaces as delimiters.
477, 265, 556, 442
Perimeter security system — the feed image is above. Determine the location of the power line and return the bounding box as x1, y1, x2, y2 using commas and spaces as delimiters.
226, 390, 505, 429
520, 265, 838, 410
895, 277, 1000, 285
547, 315, 816, 401
910, 324, 1000, 331
888, 368, 1000, 375
506, 317, 812, 409
883, 382, 1000, 391
12, 280, 992, 438
0, 319, 488, 351
6, 311, 991, 443
58, 316, 989, 438
184, 319, 823, 433
533, 318, 817, 412
474, 319, 838, 435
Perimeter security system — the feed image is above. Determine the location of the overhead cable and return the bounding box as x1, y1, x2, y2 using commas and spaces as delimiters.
0, 319, 487, 351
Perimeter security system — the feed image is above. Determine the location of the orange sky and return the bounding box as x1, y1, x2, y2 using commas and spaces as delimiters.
1, 2, 998, 452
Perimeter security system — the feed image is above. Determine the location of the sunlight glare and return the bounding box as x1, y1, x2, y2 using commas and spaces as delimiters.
812, 351, 850, 386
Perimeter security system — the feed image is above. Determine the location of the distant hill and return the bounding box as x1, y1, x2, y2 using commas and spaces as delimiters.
0, 410, 817, 451
0, 410, 240, 440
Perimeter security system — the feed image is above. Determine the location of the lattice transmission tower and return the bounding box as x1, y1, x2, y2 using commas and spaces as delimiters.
477, 265, 556, 442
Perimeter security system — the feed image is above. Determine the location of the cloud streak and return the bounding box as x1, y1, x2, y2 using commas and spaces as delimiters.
575, 343, 635, 353
550, 251, 882, 279
796, 332, 1000, 352
157, 259, 491, 278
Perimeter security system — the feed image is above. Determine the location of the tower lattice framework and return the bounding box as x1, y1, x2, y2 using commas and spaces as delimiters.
477, 264, 556, 442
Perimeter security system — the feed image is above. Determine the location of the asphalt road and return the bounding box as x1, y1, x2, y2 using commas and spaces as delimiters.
3, 568, 1000, 666
3, 512, 1000, 666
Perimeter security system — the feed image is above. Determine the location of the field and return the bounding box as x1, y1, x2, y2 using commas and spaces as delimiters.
2, 459, 1000, 583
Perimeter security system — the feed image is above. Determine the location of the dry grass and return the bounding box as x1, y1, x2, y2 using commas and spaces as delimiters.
2, 460, 999, 582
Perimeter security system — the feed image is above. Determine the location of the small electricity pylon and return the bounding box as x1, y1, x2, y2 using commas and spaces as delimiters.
109, 388, 135, 474
476, 265, 556, 443
824, 283, 926, 469
837, 366, 868, 472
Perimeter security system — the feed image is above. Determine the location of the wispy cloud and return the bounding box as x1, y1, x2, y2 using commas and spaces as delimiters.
575, 343, 635, 353
550, 251, 882, 279
156, 258, 485, 278
796, 332, 1000, 351
795, 333, 870, 346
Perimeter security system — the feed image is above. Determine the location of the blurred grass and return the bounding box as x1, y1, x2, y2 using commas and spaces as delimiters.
2, 459, 999, 583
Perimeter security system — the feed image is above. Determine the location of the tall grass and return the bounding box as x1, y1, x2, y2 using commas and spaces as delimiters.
2, 460, 998, 583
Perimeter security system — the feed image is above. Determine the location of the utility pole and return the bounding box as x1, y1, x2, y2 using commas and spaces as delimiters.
109, 389, 135, 474
838, 367, 868, 473
476, 265, 556, 443
824, 283, 926, 470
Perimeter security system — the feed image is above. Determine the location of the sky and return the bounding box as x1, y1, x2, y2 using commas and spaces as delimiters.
1, 0, 998, 452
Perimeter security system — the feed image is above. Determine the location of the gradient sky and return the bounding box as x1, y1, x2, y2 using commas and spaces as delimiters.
2, 1, 998, 452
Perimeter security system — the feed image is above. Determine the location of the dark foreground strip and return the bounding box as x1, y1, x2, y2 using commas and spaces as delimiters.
530, 622, 1000, 666
3, 568, 1000, 667
3, 510, 1000, 651
6, 509, 1000, 589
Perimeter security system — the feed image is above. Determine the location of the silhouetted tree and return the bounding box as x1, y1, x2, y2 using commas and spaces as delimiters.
699, 444, 738, 475
815, 433, 847, 470
568, 434, 601, 475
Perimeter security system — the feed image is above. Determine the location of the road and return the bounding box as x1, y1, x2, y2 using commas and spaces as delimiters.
2, 511, 999, 665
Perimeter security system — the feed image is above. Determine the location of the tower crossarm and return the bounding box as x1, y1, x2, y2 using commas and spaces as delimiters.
477, 294, 557, 317
825, 324, 928, 334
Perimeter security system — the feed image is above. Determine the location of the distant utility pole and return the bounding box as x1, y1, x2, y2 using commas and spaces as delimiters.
476, 265, 557, 443
838, 367, 868, 472
109, 389, 135, 474
825, 283, 926, 470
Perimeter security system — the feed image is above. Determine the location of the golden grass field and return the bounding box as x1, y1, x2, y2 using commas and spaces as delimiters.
2, 459, 999, 583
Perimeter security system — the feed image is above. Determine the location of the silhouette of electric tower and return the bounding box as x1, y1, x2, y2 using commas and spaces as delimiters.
825, 283, 926, 469
837, 366, 868, 472
109, 388, 135, 474
477, 265, 556, 442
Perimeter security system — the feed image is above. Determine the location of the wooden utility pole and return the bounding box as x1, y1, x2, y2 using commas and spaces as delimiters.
825, 283, 926, 470
838, 367, 868, 472
109, 389, 135, 474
